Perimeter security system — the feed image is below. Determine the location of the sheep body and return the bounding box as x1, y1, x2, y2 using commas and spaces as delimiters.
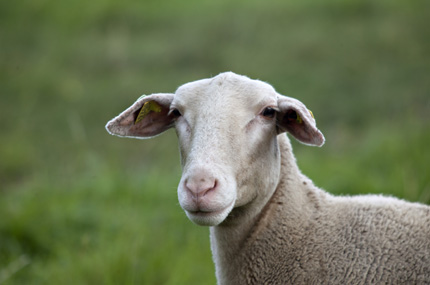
210, 134, 430, 284
106, 72, 430, 285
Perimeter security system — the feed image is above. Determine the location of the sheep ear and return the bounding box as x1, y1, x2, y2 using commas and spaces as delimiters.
106, 93, 175, 139
276, 95, 325, 147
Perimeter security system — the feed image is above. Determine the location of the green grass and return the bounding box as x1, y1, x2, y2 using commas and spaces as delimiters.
1, 0, 429, 283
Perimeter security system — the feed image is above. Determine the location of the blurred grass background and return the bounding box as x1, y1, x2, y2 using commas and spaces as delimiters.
1, 0, 429, 284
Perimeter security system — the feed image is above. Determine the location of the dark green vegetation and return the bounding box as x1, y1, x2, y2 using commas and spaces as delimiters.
1, 0, 429, 283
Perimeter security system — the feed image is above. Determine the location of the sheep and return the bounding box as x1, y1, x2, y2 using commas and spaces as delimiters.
106, 72, 430, 284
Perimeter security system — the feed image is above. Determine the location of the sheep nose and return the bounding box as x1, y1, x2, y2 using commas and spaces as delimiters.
184, 175, 217, 200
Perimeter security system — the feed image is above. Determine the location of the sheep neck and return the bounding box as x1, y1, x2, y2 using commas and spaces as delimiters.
210, 134, 311, 283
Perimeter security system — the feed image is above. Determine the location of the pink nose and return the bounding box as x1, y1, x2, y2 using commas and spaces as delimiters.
184, 174, 217, 200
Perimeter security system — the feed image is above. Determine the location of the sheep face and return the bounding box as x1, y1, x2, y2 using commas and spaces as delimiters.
172, 74, 283, 226
106, 72, 324, 226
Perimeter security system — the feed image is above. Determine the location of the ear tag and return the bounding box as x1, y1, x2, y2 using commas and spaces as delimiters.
137, 94, 147, 101
296, 113, 303, 124
308, 109, 314, 119
134, 101, 162, 124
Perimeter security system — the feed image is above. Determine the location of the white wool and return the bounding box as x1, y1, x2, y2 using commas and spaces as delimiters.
106, 72, 430, 284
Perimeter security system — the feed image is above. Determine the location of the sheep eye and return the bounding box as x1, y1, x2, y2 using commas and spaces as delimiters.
170, 108, 182, 117
261, 107, 276, 118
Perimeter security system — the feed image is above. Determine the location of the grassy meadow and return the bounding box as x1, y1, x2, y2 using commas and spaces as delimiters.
1, 0, 429, 284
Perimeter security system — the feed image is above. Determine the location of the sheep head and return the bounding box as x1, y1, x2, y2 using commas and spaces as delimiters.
106, 72, 324, 226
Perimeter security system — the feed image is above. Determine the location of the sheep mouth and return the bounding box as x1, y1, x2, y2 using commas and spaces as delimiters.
185, 201, 235, 226
190, 209, 225, 217
188, 203, 232, 217
184, 199, 235, 214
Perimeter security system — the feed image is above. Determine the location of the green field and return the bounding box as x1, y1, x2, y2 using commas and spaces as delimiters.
1, 0, 429, 284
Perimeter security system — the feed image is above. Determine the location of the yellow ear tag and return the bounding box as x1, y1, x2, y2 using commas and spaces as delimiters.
308, 109, 314, 119
137, 94, 147, 101
134, 101, 162, 124
296, 113, 303, 124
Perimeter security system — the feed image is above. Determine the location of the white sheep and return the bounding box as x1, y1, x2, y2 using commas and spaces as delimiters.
106, 72, 430, 284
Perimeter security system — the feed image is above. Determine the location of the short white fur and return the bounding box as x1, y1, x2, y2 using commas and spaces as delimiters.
106, 72, 430, 284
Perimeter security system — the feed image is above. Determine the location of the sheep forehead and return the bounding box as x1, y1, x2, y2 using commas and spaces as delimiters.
174, 72, 277, 118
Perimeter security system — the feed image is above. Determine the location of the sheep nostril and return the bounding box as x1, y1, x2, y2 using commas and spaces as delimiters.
185, 177, 217, 199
